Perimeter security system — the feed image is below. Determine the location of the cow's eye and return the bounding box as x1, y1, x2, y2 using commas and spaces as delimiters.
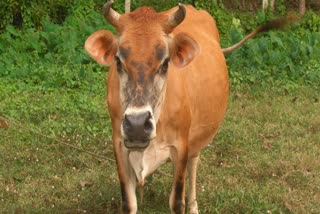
115, 56, 122, 72
159, 58, 170, 75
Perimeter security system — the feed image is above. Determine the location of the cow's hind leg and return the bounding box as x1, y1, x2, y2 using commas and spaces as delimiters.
187, 155, 200, 214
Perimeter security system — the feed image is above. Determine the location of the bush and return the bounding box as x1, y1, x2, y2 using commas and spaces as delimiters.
0, 0, 112, 91
225, 27, 320, 89
0, 0, 195, 32
0, 0, 319, 92
0, 0, 76, 32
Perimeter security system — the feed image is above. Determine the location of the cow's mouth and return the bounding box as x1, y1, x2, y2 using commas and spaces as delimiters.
123, 139, 150, 150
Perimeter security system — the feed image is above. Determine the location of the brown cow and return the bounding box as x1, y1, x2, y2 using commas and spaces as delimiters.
85, 1, 289, 213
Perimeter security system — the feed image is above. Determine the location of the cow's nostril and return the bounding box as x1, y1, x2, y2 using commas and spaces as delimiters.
144, 119, 153, 133
144, 111, 153, 133
123, 114, 132, 131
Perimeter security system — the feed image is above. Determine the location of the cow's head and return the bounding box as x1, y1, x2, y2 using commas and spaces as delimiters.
85, 0, 199, 149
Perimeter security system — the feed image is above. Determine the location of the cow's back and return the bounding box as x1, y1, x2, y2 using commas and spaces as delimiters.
166, 5, 229, 156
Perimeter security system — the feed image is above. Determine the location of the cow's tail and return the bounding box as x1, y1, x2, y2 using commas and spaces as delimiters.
222, 16, 296, 54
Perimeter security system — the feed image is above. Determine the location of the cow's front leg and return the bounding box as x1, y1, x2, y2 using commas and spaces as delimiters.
114, 142, 137, 214
187, 155, 200, 214
119, 175, 137, 214
169, 144, 188, 214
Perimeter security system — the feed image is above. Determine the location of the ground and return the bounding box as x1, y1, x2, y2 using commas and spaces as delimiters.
1, 83, 319, 213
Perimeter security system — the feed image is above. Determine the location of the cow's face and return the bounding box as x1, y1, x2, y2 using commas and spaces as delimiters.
115, 31, 170, 149
85, 1, 199, 149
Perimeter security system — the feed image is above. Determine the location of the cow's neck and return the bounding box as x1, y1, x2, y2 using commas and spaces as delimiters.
128, 140, 170, 186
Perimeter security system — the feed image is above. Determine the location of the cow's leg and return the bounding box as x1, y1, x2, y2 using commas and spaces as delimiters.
119, 173, 137, 214
169, 145, 188, 214
187, 155, 200, 214
114, 142, 137, 214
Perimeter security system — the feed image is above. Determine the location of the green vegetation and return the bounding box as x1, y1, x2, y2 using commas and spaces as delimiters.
1, 0, 319, 213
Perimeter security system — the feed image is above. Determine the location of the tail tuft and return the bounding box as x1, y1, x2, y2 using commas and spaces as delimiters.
257, 15, 298, 33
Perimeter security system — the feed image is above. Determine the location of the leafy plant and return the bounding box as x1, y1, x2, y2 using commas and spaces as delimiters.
0, 0, 319, 93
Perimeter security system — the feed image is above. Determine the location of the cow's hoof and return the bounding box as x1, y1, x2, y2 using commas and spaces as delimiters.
190, 210, 199, 214
188, 200, 199, 214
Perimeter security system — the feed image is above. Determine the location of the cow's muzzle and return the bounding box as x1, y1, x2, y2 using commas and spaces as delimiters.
121, 107, 156, 149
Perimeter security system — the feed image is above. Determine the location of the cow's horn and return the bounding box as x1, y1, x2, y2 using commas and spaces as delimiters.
103, 0, 121, 27
165, 3, 186, 33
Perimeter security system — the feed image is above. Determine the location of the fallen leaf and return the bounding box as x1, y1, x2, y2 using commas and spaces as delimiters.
79, 180, 94, 187
263, 143, 273, 151
284, 201, 293, 211
52, 114, 59, 120
0, 118, 9, 129
53, 175, 61, 180
235, 93, 242, 98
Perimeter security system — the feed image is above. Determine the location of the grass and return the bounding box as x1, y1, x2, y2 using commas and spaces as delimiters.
1, 76, 319, 213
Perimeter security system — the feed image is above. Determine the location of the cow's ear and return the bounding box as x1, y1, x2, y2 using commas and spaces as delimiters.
85, 30, 117, 66
170, 33, 199, 68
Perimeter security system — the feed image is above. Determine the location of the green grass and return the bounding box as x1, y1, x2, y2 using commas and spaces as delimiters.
1, 78, 319, 213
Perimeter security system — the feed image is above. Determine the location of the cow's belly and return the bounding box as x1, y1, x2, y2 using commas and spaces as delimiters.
188, 123, 221, 157
186, 48, 229, 156
188, 83, 228, 156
